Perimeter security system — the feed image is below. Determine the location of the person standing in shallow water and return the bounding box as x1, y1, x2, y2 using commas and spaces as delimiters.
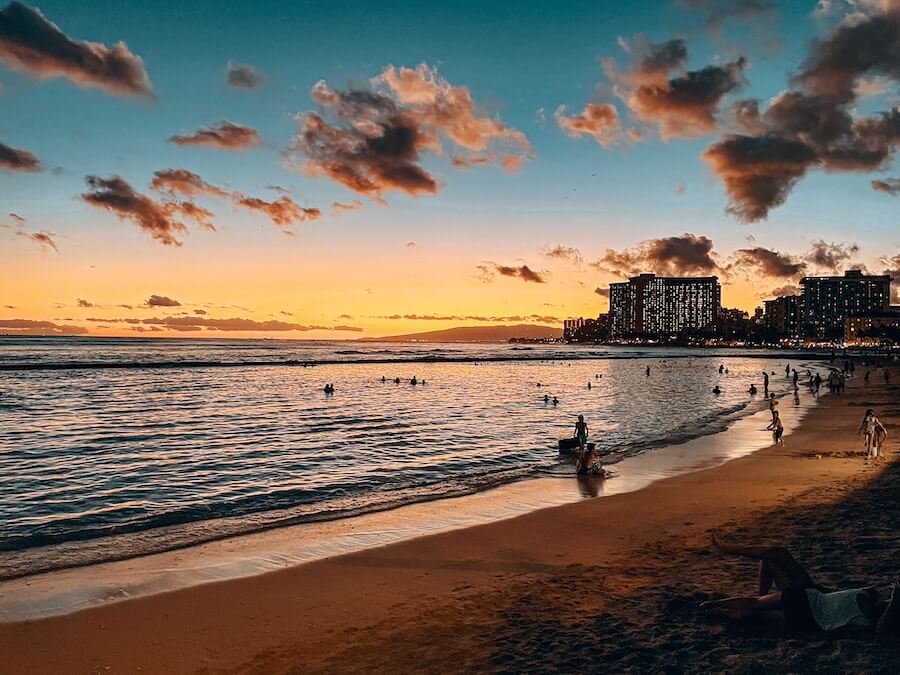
772, 411, 784, 445
574, 414, 589, 455
767, 394, 779, 429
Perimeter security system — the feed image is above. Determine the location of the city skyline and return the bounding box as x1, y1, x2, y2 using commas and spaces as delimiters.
2, 0, 899, 338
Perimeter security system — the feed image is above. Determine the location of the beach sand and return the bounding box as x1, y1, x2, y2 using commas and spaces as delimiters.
2, 374, 898, 674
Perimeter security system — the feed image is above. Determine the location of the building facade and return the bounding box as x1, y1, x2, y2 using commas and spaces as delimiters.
608, 274, 721, 338
563, 317, 586, 341
800, 270, 891, 338
844, 314, 900, 345
763, 295, 801, 338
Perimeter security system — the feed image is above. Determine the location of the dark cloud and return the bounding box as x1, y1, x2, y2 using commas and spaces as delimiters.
82, 175, 188, 247
169, 121, 261, 151
477, 262, 547, 283
542, 245, 583, 265
288, 64, 531, 199
0, 2, 152, 97
803, 240, 859, 272
555, 103, 621, 146
704, 4, 900, 220
730, 246, 805, 277
376, 313, 562, 324
225, 60, 264, 90
769, 284, 801, 298
76, 298, 95, 308
194, 309, 207, 315
146, 294, 180, 307
628, 57, 747, 139
872, 177, 900, 195
881, 253, 900, 304
591, 233, 719, 278
0, 140, 39, 171
139, 316, 362, 332
594, 286, 610, 298
681, 0, 779, 32
0, 318, 87, 335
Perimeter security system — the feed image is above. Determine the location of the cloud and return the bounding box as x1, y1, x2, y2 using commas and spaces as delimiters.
872, 177, 900, 194
151, 168, 318, 230
194, 309, 207, 315
8, 212, 59, 252
164, 201, 216, 232
591, 233, 719, 278
769, 284, 801, 298
0, 2, 152, 98
681, 0, 779, 32
555, 103, 621, 146
730, 246, 806, 277
704, 4, 900, 220
169, 121, 261, 151
803, 240, 859, 272
82, 175, 187, 246
477, 262, 547, 284
626, 55, 748, 139
225, 60, 264, 90
288, 64, 531, 199
76, 298, 95, 308
150, 168, 229, 198
0, 140, 39, 171
146, 294, 180, 307
0, 318, 87, 335
594, 286, 610, 298
233, 195, 320, 228
880, 253, 900, 303
542, 245, 583, 265
376, 313, 562, 324
404, 241, 416, 248
137, 316, 362, 332
331, 199, 363, 214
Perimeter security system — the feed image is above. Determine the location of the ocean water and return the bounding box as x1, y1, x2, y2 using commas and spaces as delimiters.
0, 338, 823, 579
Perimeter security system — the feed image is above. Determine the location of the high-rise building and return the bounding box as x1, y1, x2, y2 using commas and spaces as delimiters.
763, 295, 801, 338
800, 270, 891, 338
608, 273, 721, 338
563, 317, 586, 341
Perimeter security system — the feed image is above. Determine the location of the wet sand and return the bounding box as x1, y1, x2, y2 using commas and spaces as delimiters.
1, 373, 897, 673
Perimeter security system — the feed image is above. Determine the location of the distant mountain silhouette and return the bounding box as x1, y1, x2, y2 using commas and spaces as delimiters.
361, 324, 562, 343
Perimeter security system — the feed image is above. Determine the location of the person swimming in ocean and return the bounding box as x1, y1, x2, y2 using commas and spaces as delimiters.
713, 385, 722, 395
543, 394, 550, 403
552, 396, 559, 406
411, 376, 418, 385
701, 533, 900, 636
749, 384, 757, 395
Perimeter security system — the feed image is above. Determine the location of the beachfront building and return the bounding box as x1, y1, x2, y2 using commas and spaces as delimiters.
800, 270, 892, 339
608, 273, 721, 338
764, 295, 801, 338
563, 317, 587, 341
844, 313, 900, 345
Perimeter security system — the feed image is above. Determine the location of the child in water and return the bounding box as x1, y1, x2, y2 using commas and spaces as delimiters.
772, 411, 784, 445
574, 415, 589, 454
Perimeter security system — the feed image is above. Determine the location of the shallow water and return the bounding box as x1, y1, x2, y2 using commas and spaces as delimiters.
0, 338, 823, 579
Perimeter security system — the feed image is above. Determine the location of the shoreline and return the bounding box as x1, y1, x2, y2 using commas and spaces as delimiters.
0, 382, 814, 606
2, 374, 895, 672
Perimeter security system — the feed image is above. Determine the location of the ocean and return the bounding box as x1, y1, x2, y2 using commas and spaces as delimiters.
0, 337, 825, 580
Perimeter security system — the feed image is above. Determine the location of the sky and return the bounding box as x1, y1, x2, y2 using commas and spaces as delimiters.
1, 0, 898, 338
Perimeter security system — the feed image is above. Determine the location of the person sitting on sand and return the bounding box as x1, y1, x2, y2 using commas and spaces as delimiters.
772, 411, 784, 445
574, 415, 589, 455
701, 533, 900, 635
859, 409, 887, 460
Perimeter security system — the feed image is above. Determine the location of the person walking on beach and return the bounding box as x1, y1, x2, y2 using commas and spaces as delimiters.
792, 369, 799, 390
646, 366, 651, 377
864, 370, 871, 386
859, 409, 887, 460
763, 371, 769, 393
767, 394, 779, 428
772, 411, 784, 445
785, 364, 791, 378
574, 415, 589, 456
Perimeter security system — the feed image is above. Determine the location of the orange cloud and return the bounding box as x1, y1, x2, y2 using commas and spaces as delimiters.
555, 104, 621, 146
169, 121, 260, 151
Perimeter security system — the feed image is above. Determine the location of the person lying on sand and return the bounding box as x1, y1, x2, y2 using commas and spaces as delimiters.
701, 533, 900, 635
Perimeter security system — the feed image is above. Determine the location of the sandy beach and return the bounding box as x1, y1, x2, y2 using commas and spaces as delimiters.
2, 372, 897, 674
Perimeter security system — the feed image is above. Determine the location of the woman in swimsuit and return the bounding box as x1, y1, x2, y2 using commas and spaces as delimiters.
701, 533, 900, 635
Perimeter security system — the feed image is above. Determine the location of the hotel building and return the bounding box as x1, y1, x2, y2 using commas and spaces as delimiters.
608, 273, 721, 338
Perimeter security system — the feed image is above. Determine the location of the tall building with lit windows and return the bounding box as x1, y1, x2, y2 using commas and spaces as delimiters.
800, 270, 891, 338
608, 273, 721, 337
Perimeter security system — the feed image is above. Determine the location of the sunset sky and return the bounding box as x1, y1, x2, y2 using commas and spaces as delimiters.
2, 0, 898, 338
